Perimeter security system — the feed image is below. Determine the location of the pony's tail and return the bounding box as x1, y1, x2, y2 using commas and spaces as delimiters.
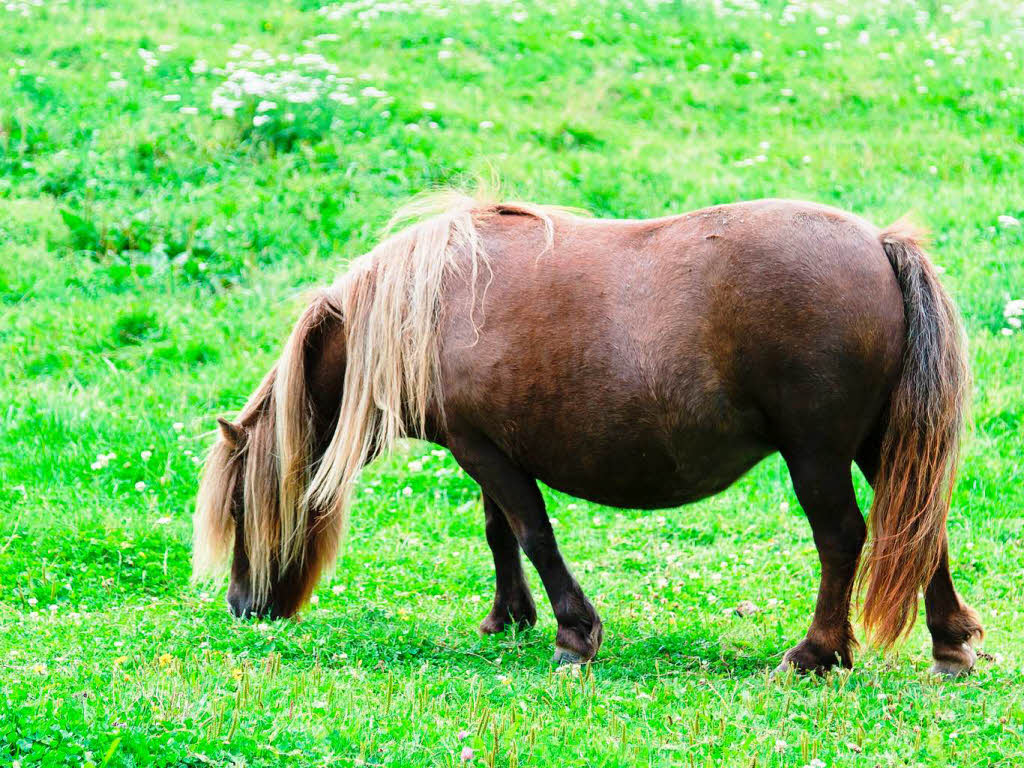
859, 220, 970, 647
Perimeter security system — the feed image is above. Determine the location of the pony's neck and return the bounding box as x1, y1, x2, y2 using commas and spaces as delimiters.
302, 305, 349, 451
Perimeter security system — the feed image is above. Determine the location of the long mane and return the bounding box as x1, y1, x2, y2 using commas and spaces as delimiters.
194, 190, 560, 608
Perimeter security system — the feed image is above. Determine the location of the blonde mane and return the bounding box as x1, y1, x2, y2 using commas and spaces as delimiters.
194, 191, 561, 608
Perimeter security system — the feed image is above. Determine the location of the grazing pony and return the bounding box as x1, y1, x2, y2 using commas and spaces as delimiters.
194, 192, 982, 675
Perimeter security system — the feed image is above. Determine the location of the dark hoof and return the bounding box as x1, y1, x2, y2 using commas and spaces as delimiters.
553, 619, 603, 665
478, 595, 537, 636
930, 607, 983, 678
553, 646, 584, 665
479, 615, 509, 635
479, 613, 534, 635
931, 641, 977, 678
773, 638, 851, 678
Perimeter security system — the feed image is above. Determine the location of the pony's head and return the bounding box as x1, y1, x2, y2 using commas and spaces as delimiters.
194, 414, 338, 619
192, 293, 348, 620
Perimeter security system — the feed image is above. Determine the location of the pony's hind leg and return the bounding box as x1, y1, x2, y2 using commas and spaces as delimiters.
479, 494, 537, 634
776, 454, 866, 675
448, 432, 602, 664
857, 442, 983, 677
925, 542, 984, 677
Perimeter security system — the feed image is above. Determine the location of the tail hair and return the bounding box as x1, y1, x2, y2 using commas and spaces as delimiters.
859, 219, 971, 647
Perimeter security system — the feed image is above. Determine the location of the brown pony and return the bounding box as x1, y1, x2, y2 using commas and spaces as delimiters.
194, 192, 983, 676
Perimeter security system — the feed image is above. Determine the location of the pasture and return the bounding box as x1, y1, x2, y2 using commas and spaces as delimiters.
1, 0, 1023, 765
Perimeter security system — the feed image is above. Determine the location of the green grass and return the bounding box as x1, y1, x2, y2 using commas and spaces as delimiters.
2, 0, 1024, 765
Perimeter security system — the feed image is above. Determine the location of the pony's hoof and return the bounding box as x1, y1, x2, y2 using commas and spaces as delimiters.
931, 642, 976, 678
771, 658, 797, 679
770, 656, 821, 680
772, 638, 851, 678
553, 617, 603, 666
553, 646, 584, 665
479, 616, 507, 635
479, 602, 537, 636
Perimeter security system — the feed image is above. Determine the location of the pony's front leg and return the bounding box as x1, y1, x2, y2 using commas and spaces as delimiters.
479, 494, 537, 634
449, 433, 603, 664
776, 454, 866, 674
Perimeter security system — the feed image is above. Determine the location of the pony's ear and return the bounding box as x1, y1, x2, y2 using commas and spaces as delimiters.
217, 417, 245, 449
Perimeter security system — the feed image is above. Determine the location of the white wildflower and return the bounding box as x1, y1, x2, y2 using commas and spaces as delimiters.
285, 90, 317, 104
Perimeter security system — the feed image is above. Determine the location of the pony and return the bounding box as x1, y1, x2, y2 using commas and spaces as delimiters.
194, 192, 982, 676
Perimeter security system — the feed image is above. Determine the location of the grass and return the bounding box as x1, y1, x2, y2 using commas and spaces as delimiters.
1, 0, 1023, 765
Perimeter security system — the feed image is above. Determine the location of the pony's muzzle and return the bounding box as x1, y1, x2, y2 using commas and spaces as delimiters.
227, 588, 283, 620
227, 590, 254, 619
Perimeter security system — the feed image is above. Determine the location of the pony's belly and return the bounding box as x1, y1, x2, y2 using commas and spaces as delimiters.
518, 432, 775, 511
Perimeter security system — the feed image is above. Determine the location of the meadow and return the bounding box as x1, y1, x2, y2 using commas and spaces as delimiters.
1, 0, 1023, 765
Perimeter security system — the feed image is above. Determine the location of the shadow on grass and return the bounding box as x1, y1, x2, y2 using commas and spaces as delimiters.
209, 606, 785, 681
